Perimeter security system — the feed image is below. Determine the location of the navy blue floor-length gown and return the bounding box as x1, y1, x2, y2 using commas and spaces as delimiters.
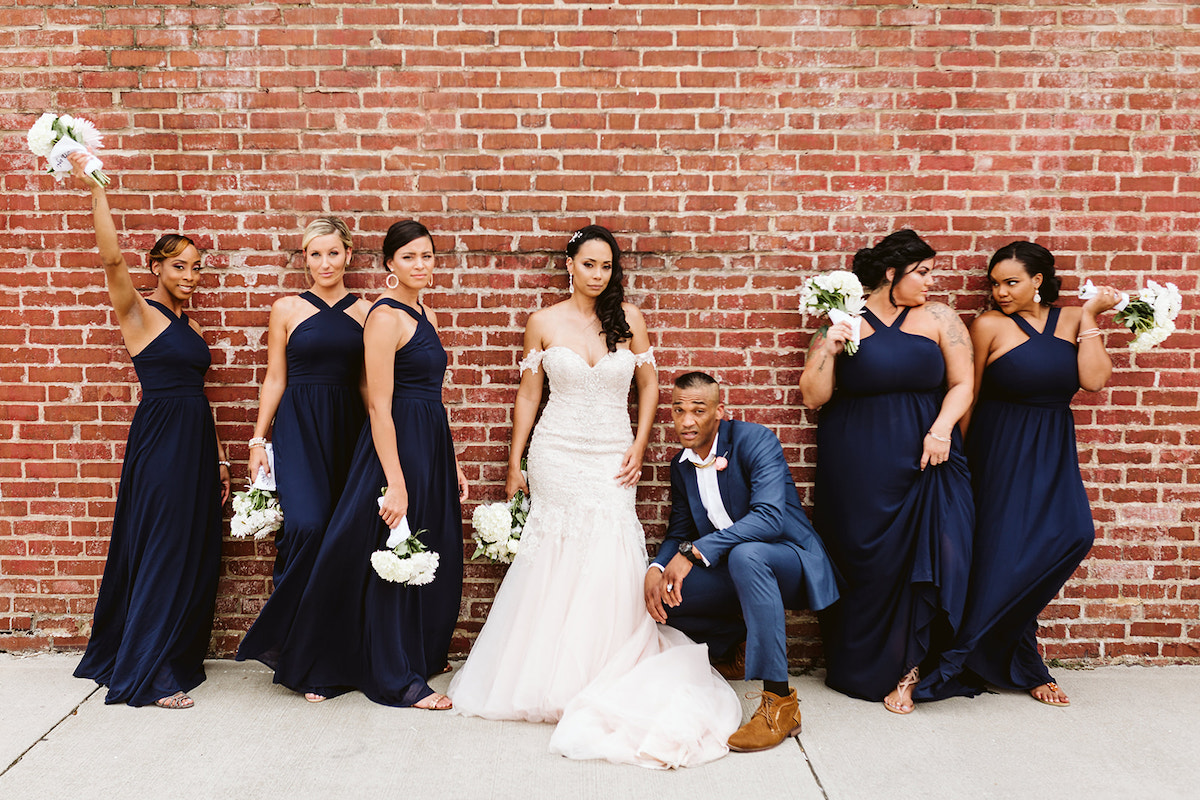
237, 291, 366, 668
271, 298, 463, 706
814, 307, 974, 701
74, 299, 223, 706
915, 307, 1094, 700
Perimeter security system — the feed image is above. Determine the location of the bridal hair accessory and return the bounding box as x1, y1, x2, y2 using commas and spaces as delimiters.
385, 272, 400, 290
371, 489, 439, 585
568, 230, 584, 246
27, 112, 109, 185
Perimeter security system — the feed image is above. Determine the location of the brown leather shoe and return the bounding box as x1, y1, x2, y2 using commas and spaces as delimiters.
727, 688, 801, 753
711, 641, 746, 681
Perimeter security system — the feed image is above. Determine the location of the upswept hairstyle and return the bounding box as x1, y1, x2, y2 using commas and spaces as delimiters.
302, 216, 353, 253
987, 241, 1060, 305
567, 224, 631, 352
852, 230, 937, 305
382, 220, 434, 268
148, 234, 198, 271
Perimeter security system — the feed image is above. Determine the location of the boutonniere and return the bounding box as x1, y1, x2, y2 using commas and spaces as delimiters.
715, 452, 729, 471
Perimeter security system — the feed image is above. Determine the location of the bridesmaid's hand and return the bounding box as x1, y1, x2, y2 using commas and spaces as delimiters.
505, 464, 528, 501
218, 465, 232, 506
379, 484, 408, 528
614, 442, 646, 488
644, 568, 669, 624
1082, 283, 1122, 316
821, 320, 853, 355
247, 447, 270, 484
920, 431, 951, 471
67, 150, 102, 191
456, 463, 469, 502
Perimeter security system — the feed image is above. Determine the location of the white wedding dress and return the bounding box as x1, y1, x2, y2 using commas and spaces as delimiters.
449, 346, 741, 769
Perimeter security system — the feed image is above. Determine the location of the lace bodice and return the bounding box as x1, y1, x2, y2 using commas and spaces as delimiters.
519, 346, 655, 557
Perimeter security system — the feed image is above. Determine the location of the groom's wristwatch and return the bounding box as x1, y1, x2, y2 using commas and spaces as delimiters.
678, 540, 703, 566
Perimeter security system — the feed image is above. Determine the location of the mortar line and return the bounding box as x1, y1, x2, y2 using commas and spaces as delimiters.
0, 685, 101, 778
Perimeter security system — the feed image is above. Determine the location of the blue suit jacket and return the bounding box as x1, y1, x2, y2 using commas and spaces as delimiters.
655, 419, 839, 612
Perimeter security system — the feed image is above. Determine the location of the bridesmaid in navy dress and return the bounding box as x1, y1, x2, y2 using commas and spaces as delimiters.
67, 152, 231, 709
915, 242, 1120, 707
800, 230, 975, 715
271, 220, 467, 709
235, 217, 371, 686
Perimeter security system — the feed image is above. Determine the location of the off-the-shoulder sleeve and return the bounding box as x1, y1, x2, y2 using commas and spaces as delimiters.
633, 347, 656, 368
518, 348, 545, 375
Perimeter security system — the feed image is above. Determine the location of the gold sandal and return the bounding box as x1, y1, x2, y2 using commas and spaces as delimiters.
883, 666, 919, 715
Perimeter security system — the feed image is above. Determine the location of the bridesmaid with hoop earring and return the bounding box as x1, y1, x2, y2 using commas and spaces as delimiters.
268, 220, 467, 709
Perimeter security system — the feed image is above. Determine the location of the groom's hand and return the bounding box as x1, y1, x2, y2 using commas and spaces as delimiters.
644, 568, 669, 623
662, 554, 695, 608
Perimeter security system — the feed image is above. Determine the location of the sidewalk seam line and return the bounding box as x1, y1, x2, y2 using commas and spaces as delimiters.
0, 686, 101, 778
796, 736, 830, 800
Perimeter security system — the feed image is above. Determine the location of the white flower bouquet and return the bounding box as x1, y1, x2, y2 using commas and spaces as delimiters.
230, 445, 282, 540
370, 492, 439, 585
1080, 279, 1183, 353
799, 270, 866, 355
27, 112, 109, 185
470, 488, 529, 564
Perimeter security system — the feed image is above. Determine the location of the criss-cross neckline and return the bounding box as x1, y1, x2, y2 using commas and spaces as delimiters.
861, 306, 910, 331
301, 290, 357, 313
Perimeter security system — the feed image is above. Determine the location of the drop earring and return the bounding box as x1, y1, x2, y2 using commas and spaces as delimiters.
1034, 288, 1042, 304
385, 272, 400, 290
568, 271, 574, 294
427, 274, 434, 288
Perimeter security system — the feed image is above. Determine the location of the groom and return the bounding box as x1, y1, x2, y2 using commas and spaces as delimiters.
645, 372, 839, 752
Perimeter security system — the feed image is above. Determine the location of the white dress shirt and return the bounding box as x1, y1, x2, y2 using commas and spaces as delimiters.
651, 431, 731, 571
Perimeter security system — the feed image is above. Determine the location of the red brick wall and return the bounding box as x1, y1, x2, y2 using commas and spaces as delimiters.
2, 1, 1197, 666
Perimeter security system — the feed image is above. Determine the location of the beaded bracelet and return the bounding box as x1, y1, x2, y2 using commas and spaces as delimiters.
248, 437, 268, 449
218, 460, 231, 468
927, 431, 951, 444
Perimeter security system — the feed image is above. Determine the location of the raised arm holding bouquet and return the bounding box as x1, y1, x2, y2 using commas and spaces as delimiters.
67, 150, 229, 711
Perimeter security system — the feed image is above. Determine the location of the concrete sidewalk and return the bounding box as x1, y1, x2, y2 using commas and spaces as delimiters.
1, 655, 1196, 800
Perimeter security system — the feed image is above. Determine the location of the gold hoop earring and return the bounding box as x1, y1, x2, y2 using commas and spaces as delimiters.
385, 273, 400, 290
427, 275, 434, 288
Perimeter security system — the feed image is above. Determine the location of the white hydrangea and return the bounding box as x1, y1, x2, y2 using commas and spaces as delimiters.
472, 502, 512, 545
27, 113, 57, 157
371, 549, 440, 585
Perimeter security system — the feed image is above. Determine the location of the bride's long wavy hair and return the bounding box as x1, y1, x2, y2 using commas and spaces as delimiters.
567, 225, 632, 352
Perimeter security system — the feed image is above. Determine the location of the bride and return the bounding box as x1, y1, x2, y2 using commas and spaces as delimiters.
449, 226, 740, 768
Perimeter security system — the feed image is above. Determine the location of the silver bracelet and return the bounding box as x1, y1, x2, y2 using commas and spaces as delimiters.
1076, 328, 1101, 342
248, 437, 268, 449
927, 431, 951, 444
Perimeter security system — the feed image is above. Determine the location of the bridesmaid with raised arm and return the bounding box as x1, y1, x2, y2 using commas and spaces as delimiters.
67, 151, 231, 709
800, 230, 974, 715
270, 220, 467, 709
914, 242, 1120, 707
235, 217, 371, 680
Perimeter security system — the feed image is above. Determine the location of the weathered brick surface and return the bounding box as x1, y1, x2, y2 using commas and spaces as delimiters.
2, 1, 1197, 667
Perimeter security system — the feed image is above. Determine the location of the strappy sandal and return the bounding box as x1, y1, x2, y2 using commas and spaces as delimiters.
883, 666, 919, 715
414, 692, 453, 711
154, 691, 194, 709
1030, 682, 1070, 707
